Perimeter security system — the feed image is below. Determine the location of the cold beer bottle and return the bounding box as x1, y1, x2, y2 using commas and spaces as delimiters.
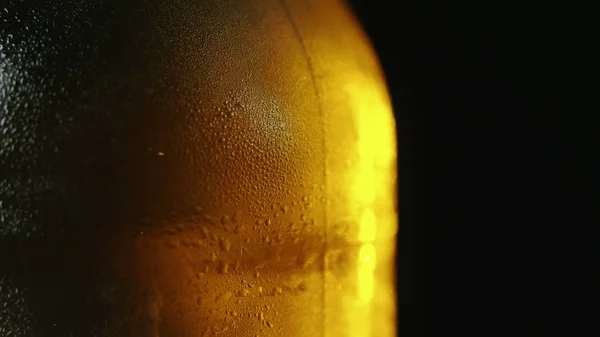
0, 0, 397, 336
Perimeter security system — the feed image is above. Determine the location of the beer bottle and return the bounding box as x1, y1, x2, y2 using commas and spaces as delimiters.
0, 0, 397, 336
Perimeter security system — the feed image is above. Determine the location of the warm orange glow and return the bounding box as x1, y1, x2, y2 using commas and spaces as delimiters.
358, 243, 377, 303
359, 209, 377, 242
340, 34, 396, 337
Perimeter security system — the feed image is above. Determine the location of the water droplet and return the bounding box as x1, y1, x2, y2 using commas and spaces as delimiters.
237, 288, 250, 297
200, 226, 209, 238
219, 238, 231, 252
192, 238, 205, 248
234, 224, 245, 234
298, 253, 318, 269
212, 326, 229, 335
215, 291, 233, 303
217, 261, 229, 274
297, 281, 307, 292
197, 297, 209, 307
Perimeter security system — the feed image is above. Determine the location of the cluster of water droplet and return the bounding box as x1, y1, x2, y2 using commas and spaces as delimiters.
0, 276, 34, 336
86, 188, 352, 337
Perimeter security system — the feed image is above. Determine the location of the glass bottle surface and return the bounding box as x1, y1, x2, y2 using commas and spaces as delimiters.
0, 0, 397, 336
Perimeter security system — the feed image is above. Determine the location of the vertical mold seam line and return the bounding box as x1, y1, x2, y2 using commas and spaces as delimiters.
277, 0, 327, 336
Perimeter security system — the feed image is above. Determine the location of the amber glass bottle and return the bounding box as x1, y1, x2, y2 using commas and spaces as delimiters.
0, 0, 396, 336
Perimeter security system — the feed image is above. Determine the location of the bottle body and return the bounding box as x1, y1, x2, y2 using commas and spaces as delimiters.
0, 0, 396, 336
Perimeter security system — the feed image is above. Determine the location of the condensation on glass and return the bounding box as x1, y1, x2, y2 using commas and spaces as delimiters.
0, 0, 397, 336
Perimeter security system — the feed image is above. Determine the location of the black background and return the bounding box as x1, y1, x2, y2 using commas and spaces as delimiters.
345, 2, 578, 337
